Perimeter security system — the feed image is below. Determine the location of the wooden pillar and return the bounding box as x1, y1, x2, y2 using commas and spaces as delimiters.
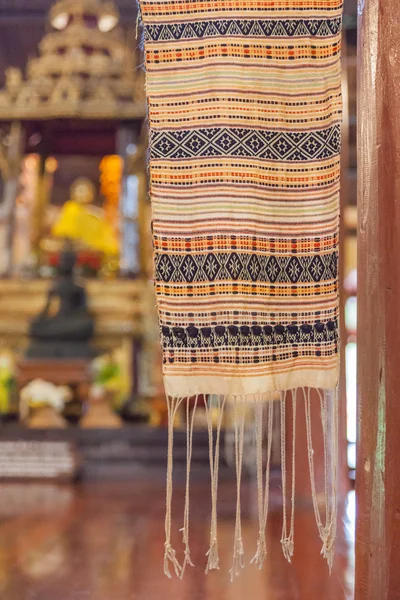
356, 1, 400, 598
1, 121, 25, 275
32, 125, 53, 258
117, 124, 148, 278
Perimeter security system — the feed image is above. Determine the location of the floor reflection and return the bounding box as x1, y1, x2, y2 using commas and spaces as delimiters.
0, 480, 354, 600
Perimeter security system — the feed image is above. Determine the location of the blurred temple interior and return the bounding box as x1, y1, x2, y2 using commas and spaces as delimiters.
0, 1, 357, 599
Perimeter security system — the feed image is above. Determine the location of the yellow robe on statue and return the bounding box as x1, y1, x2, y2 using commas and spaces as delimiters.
52, 201, 118, 255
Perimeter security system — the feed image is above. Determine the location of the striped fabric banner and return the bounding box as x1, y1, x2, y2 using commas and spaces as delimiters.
139, 0, 343, 578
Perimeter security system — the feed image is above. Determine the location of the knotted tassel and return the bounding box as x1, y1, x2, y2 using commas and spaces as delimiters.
164, 395, 184, 578
281, 390, 297, 563
304, 387, 338, 574
230, 396, 246, 581
204, 394, 226, 573
180, 395, 198, 577
250, 396, 274, 569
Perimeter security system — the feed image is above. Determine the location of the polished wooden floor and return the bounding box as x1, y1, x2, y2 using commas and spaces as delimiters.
0, 479, 354, 600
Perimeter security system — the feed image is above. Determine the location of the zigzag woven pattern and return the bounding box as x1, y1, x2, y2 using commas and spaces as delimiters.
145, 18, 342, 41
151, 125, 341, 160
140, 0, 343, 396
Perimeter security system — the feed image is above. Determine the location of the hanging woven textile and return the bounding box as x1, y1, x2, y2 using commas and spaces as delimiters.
138, 0, 343, 578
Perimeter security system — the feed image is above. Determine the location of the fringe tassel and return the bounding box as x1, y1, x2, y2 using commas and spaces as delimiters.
280, 390, 297, 562
135, 4, 141, 41
251, 396, 274, 568
327, 386, 339, 570
164, 395, 184, 578
230, 396, 246, 581
204, 395, 226, 573
163, 386, 338, 578
304, 387, 338, 572
180, 395, 198, 577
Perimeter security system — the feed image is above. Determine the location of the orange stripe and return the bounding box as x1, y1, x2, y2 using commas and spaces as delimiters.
155, 281, 338, 297
141, 0, 343, 17
153, 235, 338, 254
147, 41, 341, 64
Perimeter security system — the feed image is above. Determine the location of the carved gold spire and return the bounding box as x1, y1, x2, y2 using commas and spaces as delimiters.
0, 0, 145, 120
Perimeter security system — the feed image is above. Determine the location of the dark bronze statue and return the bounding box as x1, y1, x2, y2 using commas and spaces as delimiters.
26, 244, 95, 359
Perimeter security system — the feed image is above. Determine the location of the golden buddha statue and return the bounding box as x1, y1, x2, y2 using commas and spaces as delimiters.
52, 177, 118, 256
